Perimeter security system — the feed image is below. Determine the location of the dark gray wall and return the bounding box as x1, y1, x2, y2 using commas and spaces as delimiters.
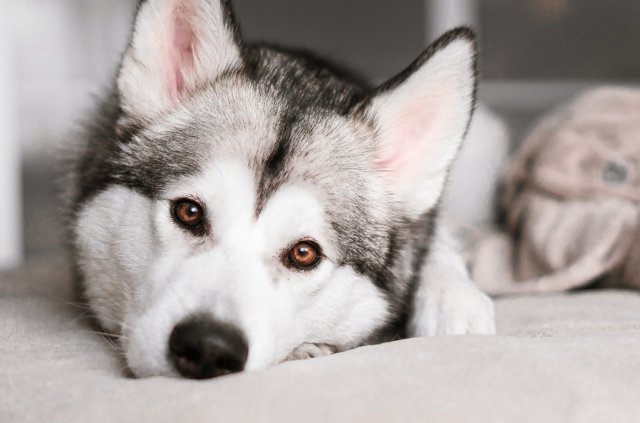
480, 0, 640, 79
234, 0, 425, 82
234, 1, 640, 81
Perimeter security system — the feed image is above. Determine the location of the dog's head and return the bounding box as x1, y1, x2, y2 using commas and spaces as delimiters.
74, 0, 476, 378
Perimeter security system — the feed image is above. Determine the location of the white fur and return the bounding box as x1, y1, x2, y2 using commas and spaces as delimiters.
372, 38, 476, 218
76, 160, 390, 377
442, 105, 510, 226
75, 187, 154, 334
409, 225, 496, 336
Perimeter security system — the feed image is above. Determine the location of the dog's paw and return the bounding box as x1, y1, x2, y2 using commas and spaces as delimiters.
410, 283, 496, 336
284, 343, 336, 362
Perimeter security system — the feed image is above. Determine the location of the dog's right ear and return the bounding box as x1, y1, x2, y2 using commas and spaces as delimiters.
367, 28, 477, 219
118, 0, 243, 122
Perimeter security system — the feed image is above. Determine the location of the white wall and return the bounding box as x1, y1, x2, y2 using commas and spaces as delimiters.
0, 0, 135, 268
15, 0, 135, 158
0, 1, 21, 268
425, 0, 477, 42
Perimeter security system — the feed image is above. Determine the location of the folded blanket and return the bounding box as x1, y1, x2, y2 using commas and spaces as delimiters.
467, 87, 640, 295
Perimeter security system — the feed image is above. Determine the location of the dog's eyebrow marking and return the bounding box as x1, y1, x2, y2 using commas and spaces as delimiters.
255, 112, 296, 215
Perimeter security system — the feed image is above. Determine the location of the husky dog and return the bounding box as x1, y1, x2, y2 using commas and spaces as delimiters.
70, 0, 495, 379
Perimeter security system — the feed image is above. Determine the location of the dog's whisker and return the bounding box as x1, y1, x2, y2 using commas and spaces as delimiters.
88, 330, 126, 340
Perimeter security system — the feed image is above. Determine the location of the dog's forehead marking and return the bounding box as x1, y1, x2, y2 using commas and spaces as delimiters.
254, 110, 371, 216
256, 114, 293, 214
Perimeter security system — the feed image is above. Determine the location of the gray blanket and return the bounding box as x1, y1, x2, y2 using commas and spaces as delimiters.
2, 255, 640, 422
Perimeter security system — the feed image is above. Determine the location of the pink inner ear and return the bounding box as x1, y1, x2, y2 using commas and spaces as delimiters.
166, 0, 197, 104
376, 100, 440, 172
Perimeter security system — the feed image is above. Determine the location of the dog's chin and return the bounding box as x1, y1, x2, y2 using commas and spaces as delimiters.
125, 360, 176, 379
123, 343, 175, 379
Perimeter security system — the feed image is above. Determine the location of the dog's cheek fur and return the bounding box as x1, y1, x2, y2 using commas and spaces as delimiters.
292, 265, 392, 351
74, 186, 156, 334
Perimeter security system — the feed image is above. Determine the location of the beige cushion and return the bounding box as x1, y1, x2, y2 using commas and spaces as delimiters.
470, 87, 640, 295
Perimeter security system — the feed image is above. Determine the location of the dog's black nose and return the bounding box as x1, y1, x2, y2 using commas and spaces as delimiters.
169, 316, 248, 379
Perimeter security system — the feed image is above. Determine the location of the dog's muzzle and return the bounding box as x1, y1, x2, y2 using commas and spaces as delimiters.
169, 315, 248, 379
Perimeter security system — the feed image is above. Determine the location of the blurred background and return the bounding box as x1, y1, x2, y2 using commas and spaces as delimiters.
1, 0, 639, 271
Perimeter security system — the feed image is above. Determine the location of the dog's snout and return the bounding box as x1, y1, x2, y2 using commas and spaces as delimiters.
169, 316, 248, 379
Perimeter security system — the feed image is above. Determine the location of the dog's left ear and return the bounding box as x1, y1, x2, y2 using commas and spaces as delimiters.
369, 28, 477, 218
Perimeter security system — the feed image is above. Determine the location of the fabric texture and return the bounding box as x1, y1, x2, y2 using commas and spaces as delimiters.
468, 87, 640, 295
2, 259, 640, 423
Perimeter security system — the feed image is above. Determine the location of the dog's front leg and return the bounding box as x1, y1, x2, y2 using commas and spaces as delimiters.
408, 226, 496, 336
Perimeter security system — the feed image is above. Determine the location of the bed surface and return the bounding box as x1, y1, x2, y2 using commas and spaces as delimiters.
2, 255, 640, 423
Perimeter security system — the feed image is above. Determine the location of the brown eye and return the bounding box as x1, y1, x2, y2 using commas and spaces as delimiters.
172, 199, 205, 233
286, 241, 322, 270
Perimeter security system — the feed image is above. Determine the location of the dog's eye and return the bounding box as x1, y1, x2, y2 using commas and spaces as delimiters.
286, 241, 322, 271
172, 199, 205, 234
